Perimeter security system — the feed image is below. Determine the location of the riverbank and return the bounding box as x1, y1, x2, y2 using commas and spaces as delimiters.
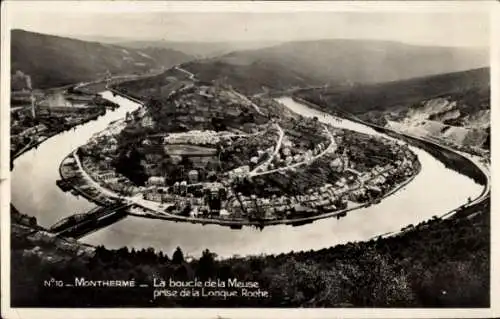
126, 159, 421, 227
291, 96, 490, 203
106, 87, 145, 106
11, 98, 119, 168
10, 188, 490, 308
11, 113, 106, 165
10, 89, 484, 258
57, 135, 421, 229
55, 89, 422, 230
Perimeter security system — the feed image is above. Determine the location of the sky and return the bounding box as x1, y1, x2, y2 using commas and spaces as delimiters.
6, 2, 491, 47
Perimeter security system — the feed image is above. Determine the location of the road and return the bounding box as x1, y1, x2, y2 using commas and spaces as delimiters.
230, 89, 265, 116
249, 124, 284, 176
296, 97, 490, 219
174, 65, 196, 81
67, 66, 489, 232
350, 114, 490, 209
174, 65, 266, 116
251, 125, 336, 177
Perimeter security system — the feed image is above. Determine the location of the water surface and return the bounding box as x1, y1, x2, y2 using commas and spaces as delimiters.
11, 93, 483, 258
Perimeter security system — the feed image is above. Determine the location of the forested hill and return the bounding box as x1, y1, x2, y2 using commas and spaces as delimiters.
11, 30, 195, 89
296, 67, 489, 115
182, 39, 488, 94
295, 67, 490, 154
11, 199, 489, 307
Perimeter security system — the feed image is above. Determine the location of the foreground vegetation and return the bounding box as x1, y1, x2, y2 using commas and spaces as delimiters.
11, 198, 489, 307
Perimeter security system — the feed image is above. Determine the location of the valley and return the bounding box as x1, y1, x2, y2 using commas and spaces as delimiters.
7, 26, 492, 309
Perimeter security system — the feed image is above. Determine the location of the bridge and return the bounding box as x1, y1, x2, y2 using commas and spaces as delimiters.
49, 202, 133, 239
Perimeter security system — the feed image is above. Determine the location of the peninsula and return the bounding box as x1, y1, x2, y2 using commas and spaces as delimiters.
56, 68, 420, 229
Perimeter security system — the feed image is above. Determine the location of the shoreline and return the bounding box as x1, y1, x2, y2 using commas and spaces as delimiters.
57, 148, 421, 229
54, 89, 422, 229
291, 96, 490, 206
10, 108, 112, 165
126, 161, 421, 227
12, 86, 489, 240
10, 74, 139, 164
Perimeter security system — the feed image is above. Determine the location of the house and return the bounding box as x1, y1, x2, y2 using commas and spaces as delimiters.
330, 157, 343, 172
141, 115, 154, 128
367, 185, 382, 195
275, 205, 287, 214
250, 156, 259, 165
97, 172, 117, 181
188, 170, 199, 184
360, 173, 372, 183
318, 199, 330, 207
144, 191, 162, 202
147, 176, 166, 186
179, 181, 188, 193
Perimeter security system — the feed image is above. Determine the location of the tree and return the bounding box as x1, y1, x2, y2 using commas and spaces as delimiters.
172, 247, 184, 264
114, 145, 147, 186
180, 155, 194, 170
29, 216, 37, 227
197, 249, 216, 280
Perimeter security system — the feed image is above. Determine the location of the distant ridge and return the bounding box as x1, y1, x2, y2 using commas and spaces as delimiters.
11, 29, 195, 89
182, 39, 488, 94
296, 67, 490, 115
117, 40, 283, 58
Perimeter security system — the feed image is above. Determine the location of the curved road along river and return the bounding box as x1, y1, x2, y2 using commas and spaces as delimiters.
11, 92, 484, 258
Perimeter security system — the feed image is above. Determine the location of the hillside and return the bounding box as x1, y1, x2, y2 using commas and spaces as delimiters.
181, 39, 488, 94
117, 40, 282, 58
296, 67, 490, 153
10, 30, 195, 89
184, 60, 322, 95
12, 199, 489, 307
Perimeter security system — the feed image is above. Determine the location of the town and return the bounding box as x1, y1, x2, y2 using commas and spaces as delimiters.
10, 83, 118, 163
57, 80, 420, 228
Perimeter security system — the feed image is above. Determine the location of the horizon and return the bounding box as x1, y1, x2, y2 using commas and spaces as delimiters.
11, 28, 489, 50
7, 9, 490, 48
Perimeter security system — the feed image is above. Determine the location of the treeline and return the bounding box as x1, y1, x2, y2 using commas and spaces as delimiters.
11, 200, 489, 308
372, 126, 487, 186
294, 67, 489, 116
10, 205, 41, 230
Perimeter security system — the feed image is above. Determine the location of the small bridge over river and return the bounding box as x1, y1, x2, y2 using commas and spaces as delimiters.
49, 202, 133, 239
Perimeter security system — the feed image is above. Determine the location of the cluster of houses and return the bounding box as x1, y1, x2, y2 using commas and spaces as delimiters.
141, 179, 229, 218
82, 134, 119, 156
252, 128, 335, 174
10, 123, 49, 154
229, 188, 349, 221
162, 130, 223, 146
65, 79, 421, 224
227, 165, 251, 180
17, 123, 48, 137
280, 140, 330, 168
80, 120, 128, 156
82, 157, 140, 196
227, 154, 417, 220
218, 129, 279, 169
350, 157, 416, 202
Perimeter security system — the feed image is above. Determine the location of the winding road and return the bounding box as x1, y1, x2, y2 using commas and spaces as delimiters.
249, 123, 284, 176
250, 125, 337, 177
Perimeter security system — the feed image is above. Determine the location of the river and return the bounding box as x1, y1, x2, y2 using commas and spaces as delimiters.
11, 92, 484, 259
